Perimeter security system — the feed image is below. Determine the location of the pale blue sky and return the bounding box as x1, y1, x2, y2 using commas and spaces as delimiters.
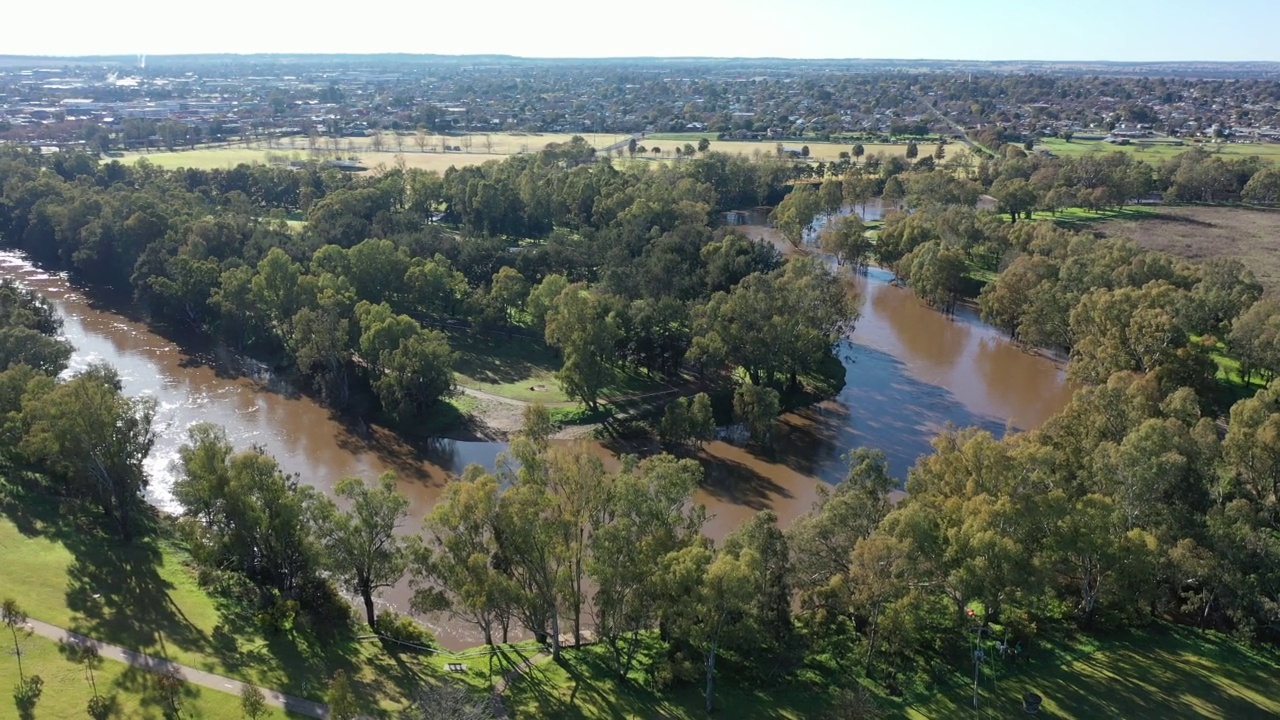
7, 0, 1279, 61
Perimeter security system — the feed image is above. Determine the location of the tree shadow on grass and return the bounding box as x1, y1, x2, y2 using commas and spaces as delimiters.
908, 624, 1280, 719
506, 642, 836, 720
0, 495, 213, 664
448, 330, 560, 387
112, 663, 201, 720
0, 494, 368, 705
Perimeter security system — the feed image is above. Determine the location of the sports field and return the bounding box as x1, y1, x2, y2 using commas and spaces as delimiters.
1037, 136, 1280, 162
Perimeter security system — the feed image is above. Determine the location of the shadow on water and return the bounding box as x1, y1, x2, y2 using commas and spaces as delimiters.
791, 343, 1007, 482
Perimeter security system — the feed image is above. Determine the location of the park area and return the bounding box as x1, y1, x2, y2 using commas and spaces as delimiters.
0, 495, 444, 715
119, 130, 973, 174
644, 132, 951, 162
495, 624, 1280, 719
7, 478, 1279, 720
120, 131, 630, 173
1037, 136, 1280, 162
898, 624, 1280, 719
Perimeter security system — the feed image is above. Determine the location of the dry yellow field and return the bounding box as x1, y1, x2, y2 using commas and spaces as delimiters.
121, 132, 628, 173
287, 131, 627, 155
121, 147, 510, 172
120, 133, 949, 174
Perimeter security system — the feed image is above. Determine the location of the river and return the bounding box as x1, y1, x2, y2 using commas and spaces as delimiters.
0, 241, 1071, 648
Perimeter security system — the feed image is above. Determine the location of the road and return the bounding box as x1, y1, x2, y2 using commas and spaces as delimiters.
24, 618, 329, 718
921, 97, 995, 158
595, 131, 645, 155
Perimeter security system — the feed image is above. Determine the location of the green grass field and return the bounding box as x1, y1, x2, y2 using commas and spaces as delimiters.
899, 624, 1280, 719
1029, 204, 1159, 225
504, 636, 835, 719
0, 496, 438, 712
449, 330, 671, 405
1037, 137, 1280, 162
640, 135, 963, 163
1, 633, 301, 719
500, 624, 1280, 720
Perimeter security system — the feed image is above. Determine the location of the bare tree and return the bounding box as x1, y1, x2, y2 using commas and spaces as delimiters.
395, 132, 406, 153
415, 128, 429, 153
399, 681, 496, 720
461, 134, 473, 152
483, 134, 494, 154
370, 131, 385, 153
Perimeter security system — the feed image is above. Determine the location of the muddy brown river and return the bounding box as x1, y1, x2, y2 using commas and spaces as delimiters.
0, 244, 1071, 648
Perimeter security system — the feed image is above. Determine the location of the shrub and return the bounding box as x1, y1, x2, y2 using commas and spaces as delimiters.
376, 608, 436, 649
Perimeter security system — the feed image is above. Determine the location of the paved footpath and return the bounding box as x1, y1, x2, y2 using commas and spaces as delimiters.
25, 618, 329, 718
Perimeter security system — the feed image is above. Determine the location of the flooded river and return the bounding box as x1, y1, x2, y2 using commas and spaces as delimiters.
0, 240, 1071, 647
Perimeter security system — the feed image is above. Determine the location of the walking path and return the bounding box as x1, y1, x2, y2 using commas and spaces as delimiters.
24, 618, 329, 719
490, 649, 552, 720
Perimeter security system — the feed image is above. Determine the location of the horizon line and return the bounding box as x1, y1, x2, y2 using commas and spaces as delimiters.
2, 53, 1279, 65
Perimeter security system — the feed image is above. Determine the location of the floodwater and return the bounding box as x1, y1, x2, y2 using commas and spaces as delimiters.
0, 237, 1071, 647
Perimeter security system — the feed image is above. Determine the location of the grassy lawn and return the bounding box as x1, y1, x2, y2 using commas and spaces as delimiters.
448, 330, 672, 405
639, 135, 954, 163
1, 633, 302, 719
449, 329, 571, 403
1037, 137, 1280, 162
898, 624, 1280, 719
504, 637, 835, 719
501, 624, 1280, 720
1031, 204, 1159, 225
0, 495, 439, 713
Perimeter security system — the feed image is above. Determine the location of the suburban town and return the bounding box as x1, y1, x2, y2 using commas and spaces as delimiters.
5, 56, 1280, 154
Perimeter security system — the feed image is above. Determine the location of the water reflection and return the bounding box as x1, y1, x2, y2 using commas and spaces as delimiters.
0, 243, 1071, 648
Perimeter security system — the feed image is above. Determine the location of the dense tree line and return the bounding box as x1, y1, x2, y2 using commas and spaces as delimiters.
164, 368, 1276, 714
0, 143, 858, 424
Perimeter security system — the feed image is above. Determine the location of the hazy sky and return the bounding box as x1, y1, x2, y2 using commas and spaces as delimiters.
7, 0, 1279, 61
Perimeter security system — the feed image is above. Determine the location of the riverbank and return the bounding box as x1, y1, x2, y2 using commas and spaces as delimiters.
0, 242, 1073, 649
